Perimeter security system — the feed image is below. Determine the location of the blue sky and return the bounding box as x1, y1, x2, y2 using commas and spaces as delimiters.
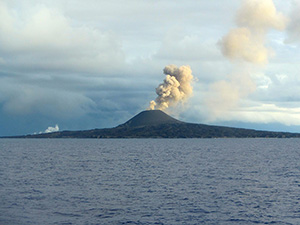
1, 0, 300, 136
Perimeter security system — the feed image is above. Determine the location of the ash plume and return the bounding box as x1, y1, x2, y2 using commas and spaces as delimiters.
220, 0, 286, 64
207, 0, 287, 119
149, 65, 193, 111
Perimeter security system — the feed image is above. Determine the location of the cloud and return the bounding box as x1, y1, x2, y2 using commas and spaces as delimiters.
155, 28, 222, 62
0, 78, 95, 117
222, 104, 300, 126
286, 1, 300, 43
0, 2, 125, 74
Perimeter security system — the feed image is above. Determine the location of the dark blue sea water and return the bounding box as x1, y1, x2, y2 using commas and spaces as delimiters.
1, 139, 300, 225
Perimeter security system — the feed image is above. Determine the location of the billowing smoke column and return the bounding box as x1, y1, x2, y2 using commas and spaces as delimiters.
149, 65, 193, 111
207, 0, 287, 119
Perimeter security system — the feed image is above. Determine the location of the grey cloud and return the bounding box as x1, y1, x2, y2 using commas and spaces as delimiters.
0, 78, 96, 117
0, 2, 125, 75
286, 1, 300, 43
155, 29, 223, 62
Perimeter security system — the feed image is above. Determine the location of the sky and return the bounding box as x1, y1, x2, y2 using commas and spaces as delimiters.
1, 0, 300, 136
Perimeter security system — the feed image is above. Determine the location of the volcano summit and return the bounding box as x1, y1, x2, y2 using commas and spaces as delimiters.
119, 110, 182, 128
12, 110, 300, 138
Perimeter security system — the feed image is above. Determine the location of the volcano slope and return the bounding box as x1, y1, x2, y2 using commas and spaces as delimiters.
15, 110, 300, 138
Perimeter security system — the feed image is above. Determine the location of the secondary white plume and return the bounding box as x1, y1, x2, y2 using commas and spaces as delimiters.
149, 65, 193, 111
44, 124, 59, 133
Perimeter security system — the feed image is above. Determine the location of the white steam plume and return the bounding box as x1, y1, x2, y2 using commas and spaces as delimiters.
207, 0, 287, 119
44, 124, 59, 133
149, 65, 193, 111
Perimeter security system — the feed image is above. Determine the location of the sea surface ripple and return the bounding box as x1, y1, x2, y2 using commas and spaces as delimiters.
1, 138, 300, 224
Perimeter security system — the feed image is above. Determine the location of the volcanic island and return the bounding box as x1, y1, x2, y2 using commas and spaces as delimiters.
13, 110, 300, 138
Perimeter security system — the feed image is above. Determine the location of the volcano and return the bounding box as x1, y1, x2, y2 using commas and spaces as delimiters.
119, 110, 182, 128
11, 110, 300, 138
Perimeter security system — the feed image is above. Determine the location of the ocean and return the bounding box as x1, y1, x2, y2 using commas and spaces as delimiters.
0, 138, 300, 225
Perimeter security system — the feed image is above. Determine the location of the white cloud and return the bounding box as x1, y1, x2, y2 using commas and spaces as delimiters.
223, 104, 300, 126
252, 73, 272, 89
